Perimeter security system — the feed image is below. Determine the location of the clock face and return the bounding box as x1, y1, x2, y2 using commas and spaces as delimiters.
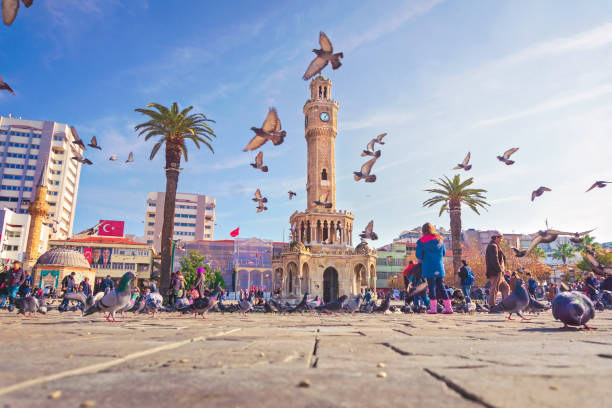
319, 112, 330, 122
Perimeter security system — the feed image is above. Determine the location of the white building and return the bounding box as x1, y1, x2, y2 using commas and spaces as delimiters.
0, 116, 84, 240
0, 208, 50, 264
144, 192, 215, 252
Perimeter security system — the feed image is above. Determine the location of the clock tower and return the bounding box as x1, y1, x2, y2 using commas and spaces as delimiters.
272, 76, 377, 304
303, 76, 339, 210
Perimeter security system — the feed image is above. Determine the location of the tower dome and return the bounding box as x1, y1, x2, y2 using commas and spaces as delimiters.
35, 246, 91, 269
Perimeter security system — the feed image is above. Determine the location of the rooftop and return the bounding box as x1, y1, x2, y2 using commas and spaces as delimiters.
52, 236, 150, 246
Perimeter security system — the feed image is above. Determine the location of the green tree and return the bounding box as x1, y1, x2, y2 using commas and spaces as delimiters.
135, 102, 216, 299
179, 250, 226, 290
423, 175, 489, 285
575, 234, 599, 252
531, 246, 546, 260
551, 242, 576, 265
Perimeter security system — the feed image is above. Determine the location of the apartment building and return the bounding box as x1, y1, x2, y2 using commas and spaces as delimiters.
0, 115, 84, 239
0, 207, 50, 264
144, 192, 215, 252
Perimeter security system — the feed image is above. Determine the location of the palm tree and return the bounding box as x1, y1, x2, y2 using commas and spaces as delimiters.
551, 242, 576, 265
575, 234, 598, 252
423, 175, 489, 285
135, 102, 216, 299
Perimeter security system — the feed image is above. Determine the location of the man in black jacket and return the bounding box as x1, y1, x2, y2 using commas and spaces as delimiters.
485, 231, 509, 308
59, 272, 76, 311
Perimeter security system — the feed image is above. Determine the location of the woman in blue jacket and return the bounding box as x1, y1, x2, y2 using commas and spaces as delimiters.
415, 223, 452, 314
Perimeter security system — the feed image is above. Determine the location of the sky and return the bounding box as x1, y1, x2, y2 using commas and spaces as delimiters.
1, 0, 611, 244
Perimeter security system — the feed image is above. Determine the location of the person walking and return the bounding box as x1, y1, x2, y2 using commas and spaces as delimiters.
100, 275, 115, 294
403, 260, 415, 291
458, 260, 474, 311
7, 261, 25, 308
526, 273, 538, 298
485, 231, 509, 309
193, 268, 206, 298
59, 272, 76, 311
416, 223, 452, 314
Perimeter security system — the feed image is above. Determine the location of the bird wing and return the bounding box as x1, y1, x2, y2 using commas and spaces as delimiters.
303, 56, 328, 80
126, 152, 134, 162
319, 31, 333, 52
90, 136, 98, 146
320, 191, 329, 203
375, 133, 387, 143
254, 189, 262, 200
524, 235, 543, 255
539, 186, 552, 193
364, 220, 374, 234
503, 147, 519, 159
262, 108, 281, 133
255, 151, 263, 166
243, 135, 267, 151
365, 138, 376, 152
2, 0, 19, 26
586, 182, 599, 192
360, 156, 378, 175
462, 152, 471, 166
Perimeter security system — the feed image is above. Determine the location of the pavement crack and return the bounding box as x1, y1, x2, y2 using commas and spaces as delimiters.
380, 342, 412, 356
424, 368, 497, 408
354, 331, 367, 336
597, 354, 612, 359
392, 328, 413, 336
309, 337, 320, 368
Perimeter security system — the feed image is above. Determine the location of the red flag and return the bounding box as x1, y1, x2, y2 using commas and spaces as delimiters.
98, 220, 125, 237
230, 227, 239, 237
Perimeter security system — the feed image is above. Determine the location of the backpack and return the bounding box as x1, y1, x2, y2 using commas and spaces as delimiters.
463, 267, 475, 286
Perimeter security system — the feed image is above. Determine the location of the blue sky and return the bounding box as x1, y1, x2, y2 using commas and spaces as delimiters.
1, 0, 611, 244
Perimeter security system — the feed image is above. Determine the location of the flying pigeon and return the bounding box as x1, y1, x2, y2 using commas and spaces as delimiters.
552, 291, 596, 329
243, 108, 286, 151
250, 151, 268, 172
83, 272, 135, 322
584, 245, 612, 277
71, 156, 93, 165
531, 186, 551, 201
2, 0, 32, 26
252, 189, 267, 203
354, 155, 379, 182
0, 75, 15, 95
361, 133, 386, 157
303, 31, 344, 80
109, 155, 117, 161
453, 152, 472, 171
87, 136, 102, 150
497, 147, 519, 165
143, 283, 164, 317
359, 220, 378, 240
313, 191, 332, 208
288, 191, 297, 200
342, 294, 363, 315
512, 229, 586, 257
586, 181, 611, 192
489, 278, 530, 320
567, 229, 596, 244
70, 126, 87, 150
125, 152, 134, 163
315, 295, 347, 314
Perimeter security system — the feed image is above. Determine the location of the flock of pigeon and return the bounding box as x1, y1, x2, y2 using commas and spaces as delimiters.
8, 269, 606, 330
69, 126, 135, 166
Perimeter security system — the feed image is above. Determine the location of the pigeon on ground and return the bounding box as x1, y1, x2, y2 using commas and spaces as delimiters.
109, 155, 117, 161
244, 108, 286, 151
117, 292, 139, 318
0, 75, 15, 95
453, 152, 472, 171
496, 148, 519, 165
131, 296, 146, 314
63, 291, 103, 315
170, 294, 191, 313
264, 299, 280, 313
361, 134, 386, 157
342, 294, 363, 315
303, 31, 343, 80
316, 295, 347, 314
269, 298, 286, 313
475, 302, 488, 313
531, 186, 551, 201
489, 278, 530, 320
238, 292, 254, 315
87, 136, 102, 150
13, 294, 46, 317
525, 296, 550, 314
552, 291, 596, 330
83, 272, 135, 322
404, 281, 428, 304
354, 155, 379, 183
190, 288, 219, 319
250, 151, 268, 172
70, 126, 87, 150
307, 295, 321, 310
586, 181, 611, 192
288, 191, 297, 200
125, 152, 134, 163
71, 156, 93, 165
2, 0, 32, 26
142, 283, 164, 317
290, 293, 310, 314
313, 191, 332, 209
359, 220, 378, 240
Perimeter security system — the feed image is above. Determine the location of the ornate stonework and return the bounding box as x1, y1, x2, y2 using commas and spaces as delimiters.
24, 163, 50, 269
272, 77, 377, 303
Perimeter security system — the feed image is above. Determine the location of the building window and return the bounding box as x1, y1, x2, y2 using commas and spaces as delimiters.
147, 231, 154, 235
147, 222, 154, 226
146, 240, 153, 244
321, 169, 328, 180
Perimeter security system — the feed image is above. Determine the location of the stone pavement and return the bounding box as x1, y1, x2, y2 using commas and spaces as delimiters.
0, 308, 610, 408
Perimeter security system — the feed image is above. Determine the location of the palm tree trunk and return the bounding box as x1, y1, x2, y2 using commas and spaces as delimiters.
449, 202, 462, 287
159, 147, 182, 301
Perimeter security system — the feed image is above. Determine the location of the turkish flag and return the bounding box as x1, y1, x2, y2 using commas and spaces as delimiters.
98, 220, 125, 237
230, 227, 239, 237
